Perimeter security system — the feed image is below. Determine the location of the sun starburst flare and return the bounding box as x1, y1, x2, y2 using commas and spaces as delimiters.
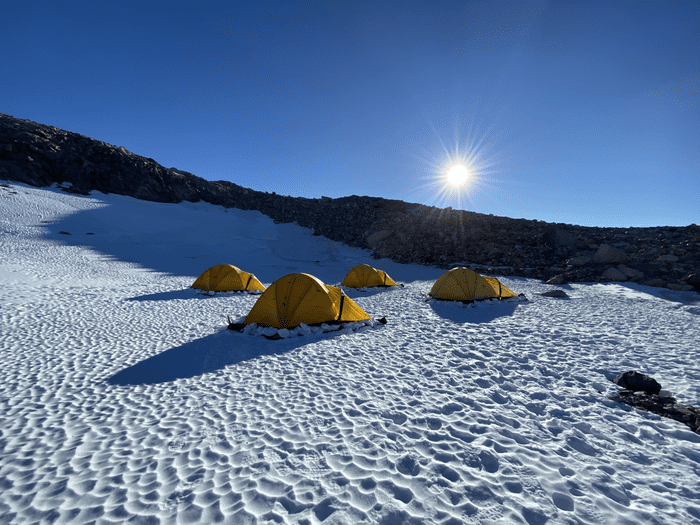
409, 122, 504, 211
446, 164, 469, 186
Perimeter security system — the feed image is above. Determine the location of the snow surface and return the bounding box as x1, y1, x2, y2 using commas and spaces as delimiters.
1, 181, 700, 525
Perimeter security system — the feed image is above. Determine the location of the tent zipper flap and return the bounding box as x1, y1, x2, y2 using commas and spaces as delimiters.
337, 292, 346, 321
245, 274, 253, 291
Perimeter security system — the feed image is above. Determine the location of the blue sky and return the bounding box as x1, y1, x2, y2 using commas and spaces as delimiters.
3, 1, 698, 227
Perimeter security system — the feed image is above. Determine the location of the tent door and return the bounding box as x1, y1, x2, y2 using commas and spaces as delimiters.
336, 293, 346, 321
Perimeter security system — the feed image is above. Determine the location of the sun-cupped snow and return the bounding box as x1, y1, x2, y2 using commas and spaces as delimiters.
1, 180, 700, 525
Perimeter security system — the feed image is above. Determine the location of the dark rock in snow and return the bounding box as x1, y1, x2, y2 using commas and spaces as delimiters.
610, 371, 700, 433
539, 289, 569, 298
612, 371, 662, 394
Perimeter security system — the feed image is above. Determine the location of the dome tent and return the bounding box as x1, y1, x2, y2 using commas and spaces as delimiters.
191, 264, 265, 293
245, 273, 370, 329
341, 264, 398, 288
429, 267, 517, 302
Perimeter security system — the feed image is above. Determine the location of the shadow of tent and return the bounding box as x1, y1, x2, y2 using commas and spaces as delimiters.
429, 301, 520, 324
108, 328, 320, 385
126, 289, 262, 302
340, 286, 402, 300
127, 289, 201, 302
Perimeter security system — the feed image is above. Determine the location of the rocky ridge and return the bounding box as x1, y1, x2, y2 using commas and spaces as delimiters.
1, 112, 698, 291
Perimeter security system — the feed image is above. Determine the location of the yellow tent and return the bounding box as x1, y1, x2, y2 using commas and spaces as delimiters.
191, 264, 265, 292
429, 267, 517, 302
245, 273, 370, 328
341, 264, 398, 288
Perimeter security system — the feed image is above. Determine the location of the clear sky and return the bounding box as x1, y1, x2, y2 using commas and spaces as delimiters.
3, 1, 698, 227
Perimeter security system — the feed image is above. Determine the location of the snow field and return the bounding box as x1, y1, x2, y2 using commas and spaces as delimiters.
1, 182, 700, 524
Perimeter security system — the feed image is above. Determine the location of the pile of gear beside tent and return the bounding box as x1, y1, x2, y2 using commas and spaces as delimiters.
190, 263, 524, 340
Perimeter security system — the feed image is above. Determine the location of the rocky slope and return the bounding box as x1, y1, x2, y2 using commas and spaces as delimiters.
1, 112, 698, 291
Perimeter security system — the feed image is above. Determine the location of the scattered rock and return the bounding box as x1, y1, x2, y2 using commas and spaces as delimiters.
658, 254, 679, 263
593, 244, 629, 264
617, 264, 644, 281
546, 275, 566, 285
567, 255, 591, 266
601, 267, 627, 281
366, 229, 393, 247
612, 371, 661, 394
542, 226, 578, 247
685, 274, 700, 291
539, 289, 569, 298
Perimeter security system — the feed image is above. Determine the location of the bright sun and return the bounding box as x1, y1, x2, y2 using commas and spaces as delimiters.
446, 164, 469, 186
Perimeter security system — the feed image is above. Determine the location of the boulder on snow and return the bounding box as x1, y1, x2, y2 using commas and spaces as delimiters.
612, 371, 661, 395
539, 289, 569, 298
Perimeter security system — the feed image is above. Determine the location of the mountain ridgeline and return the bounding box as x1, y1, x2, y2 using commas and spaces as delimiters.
1, 112, 698, 291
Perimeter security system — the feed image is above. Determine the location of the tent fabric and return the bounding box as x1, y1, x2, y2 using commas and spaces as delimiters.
429, 267, 517, 302
245, 273, 370, 328
191, 264, 265, 292
341, 264, 398, 288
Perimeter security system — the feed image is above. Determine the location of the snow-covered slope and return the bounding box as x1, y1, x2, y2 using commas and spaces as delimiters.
1, 181, 699, 525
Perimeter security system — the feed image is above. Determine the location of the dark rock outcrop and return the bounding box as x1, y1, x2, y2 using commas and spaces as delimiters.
687, 274, 700, 291
612, 371, 661, 395
2, 112, 699, 289
610, 372, 700, 434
